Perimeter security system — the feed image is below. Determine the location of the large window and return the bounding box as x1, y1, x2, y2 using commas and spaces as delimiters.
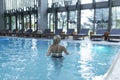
95, 0, 108, 2
48, 0, 53, 8
81, 0, 92, 4
48, 13, 54, 31
95, 8, 109, 30
17, 15, 22, 30
6, 17, 10, 30
31, 14, 37, 31
48, 0, 77, 8
4, 0, 38, 10
70, 0, 77, 5
69, 11, 77, 32
112, 7, 120, 29
11, 16, 16, 30
51, 0, 64, 7
57, 12, 67, 31
81, 9, 94, 30
24, 15, 30, 30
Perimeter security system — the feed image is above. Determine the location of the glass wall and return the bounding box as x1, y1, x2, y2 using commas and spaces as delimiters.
95, 8, 109, 30
11, 16, 16, 30
81, 9, 94, 30
31, 14, 35, 30
95, 0, 108, 2
4, 0, 120, 33
112, 7, 120, 29
24, 15, 30, 30
48, 0, 77, 8
69, 11, 77, 32
70, 0, 77, 5
6, 17, 10, 30
81, 0, 92, 4
48, 13, 54, 31
57, 12, 67, 31
17, 15, 22, 30
4, 0, 38, 10
48, 0, 53, 8
52, 0, 64, 7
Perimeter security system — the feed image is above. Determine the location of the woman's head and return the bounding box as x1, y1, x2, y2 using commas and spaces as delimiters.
53, 35, 61, 45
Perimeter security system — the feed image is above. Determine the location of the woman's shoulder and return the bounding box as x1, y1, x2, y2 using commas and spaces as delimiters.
50, 45, 54, 47
59, 45, 65, 48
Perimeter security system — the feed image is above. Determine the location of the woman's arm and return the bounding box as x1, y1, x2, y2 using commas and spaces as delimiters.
62, 46, 69, 55
47, 46, 52, 56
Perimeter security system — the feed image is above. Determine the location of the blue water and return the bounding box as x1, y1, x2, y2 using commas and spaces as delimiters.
0, 37, 119, 80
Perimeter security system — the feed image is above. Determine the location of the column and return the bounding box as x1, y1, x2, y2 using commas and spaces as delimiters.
0, 0, 5, 30
37, 0, 48, 31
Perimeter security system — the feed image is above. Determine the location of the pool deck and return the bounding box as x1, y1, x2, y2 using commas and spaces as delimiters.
103, 51, 120, 80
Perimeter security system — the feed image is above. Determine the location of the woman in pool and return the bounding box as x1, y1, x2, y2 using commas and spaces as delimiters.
47, 35, 69, 58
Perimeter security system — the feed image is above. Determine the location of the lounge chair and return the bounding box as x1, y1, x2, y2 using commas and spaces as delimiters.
61, 29, 74, 39
107, 29, 120, 41
0, 29, 11, 36
41, 29, 51, 38
16, 29, 25, 37
90, 29, 107, 40
55, 29, 63, 35
5, 29, 11, 36
24, 29, 33, 37
73, 29, 89, 40
9, 29, 18, 36
31, 30, 38, 37
0, 30, 6, 36
5, 29, 17, 36
47, 29, 63, 38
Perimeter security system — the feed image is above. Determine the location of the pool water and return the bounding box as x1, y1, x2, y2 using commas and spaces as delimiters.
0, 37, 119, 80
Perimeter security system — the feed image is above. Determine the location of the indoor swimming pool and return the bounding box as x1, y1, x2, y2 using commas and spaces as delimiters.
0, 37, 119, 80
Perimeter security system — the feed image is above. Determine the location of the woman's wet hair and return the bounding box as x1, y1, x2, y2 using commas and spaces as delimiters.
53, 35, 61, 45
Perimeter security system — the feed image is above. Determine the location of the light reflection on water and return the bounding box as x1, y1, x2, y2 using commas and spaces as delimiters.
0, 37, 119, 80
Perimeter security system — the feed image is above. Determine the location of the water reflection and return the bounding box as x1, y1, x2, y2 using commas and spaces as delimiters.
78, 42, 95, 80
47, 57, 63, 80
51, 57, 63, 71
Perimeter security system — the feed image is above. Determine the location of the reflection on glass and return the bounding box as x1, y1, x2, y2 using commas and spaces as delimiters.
81, 9, 94, 29
48, 13, 54, 31
71, 0, 77, 5
112, 7, 120, 29
52, 0, 64, 7
69, 11, 77, 32
24, 15, 30, 30
95, 8, 108, 30
49, 0, 77, 7
58, 1, 64, 7
17, 15, 22, 30
58, 12, 67, 31
6, 17, 10, 29
48, 0, 52, 8
4, 0, 36, 10
31, 14, 35, 31
11, 16, 16, 30
95, 0, 108, 2
81, 0, 92, 4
